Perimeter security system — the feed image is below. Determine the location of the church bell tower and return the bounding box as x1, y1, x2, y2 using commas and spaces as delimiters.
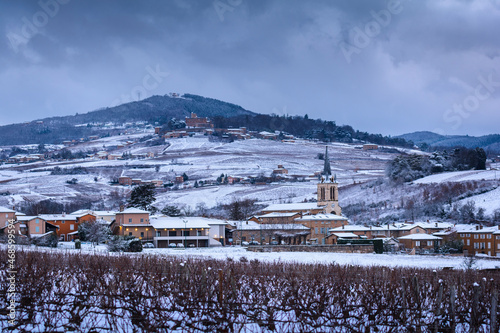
317, 146, 342, 215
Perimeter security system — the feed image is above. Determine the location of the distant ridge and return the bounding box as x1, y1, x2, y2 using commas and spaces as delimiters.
397, 131, 500, 151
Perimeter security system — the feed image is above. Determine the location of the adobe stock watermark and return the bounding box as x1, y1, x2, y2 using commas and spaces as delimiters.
438, 72, 499, 133
110, 65, 169, 107
339, 0, 407, 64
7, 0, 71, 54
213, 0, 242, 22
6, 219, 17, 326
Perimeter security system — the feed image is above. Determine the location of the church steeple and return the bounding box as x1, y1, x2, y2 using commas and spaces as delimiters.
317, 145, 341, 215
323, 146, 331, 176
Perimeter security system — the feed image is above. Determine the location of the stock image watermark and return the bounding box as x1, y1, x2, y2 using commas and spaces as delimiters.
439, 72, 499, 132
339, 0, 407, 64
7, 0, 71, 54
110, 64, 169, 107
213, 0, 242, 22
6, 219, 17, 325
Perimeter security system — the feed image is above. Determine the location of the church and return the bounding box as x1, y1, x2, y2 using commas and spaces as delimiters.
255, 146, 349, 245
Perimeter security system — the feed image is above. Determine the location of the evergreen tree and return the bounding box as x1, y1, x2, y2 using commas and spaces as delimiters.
127, 183, 157, 211
161, 205, 181, 216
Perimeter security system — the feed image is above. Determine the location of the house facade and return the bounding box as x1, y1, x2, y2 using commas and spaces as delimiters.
114, 208, 152, 241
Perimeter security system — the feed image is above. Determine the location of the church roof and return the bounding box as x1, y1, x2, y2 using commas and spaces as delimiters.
262, 203, 323, 212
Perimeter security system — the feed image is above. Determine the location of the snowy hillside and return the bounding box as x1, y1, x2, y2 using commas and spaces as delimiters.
0, 134, 398, 212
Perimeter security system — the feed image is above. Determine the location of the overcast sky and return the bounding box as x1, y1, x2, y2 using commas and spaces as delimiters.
1, 0, 499, 136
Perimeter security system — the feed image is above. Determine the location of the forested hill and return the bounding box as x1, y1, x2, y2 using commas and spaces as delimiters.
397, 131, 500, 152
0, 94, 256, 145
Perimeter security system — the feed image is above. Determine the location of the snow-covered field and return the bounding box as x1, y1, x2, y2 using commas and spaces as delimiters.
0, 135, 395, 209
51, 243, 500, 270
413, 169, 500, 184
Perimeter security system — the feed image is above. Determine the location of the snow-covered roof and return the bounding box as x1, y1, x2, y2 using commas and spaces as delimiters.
117, 208, 150, 214
455, 224, 499, 233
398, 234, 442, 240
262, 203, 323, 212
295, 214, 348, 221
254, 212, 301, 218
330, 225, 387, 232
149, 216, 226, 229
332, 232, 359, 238
16, 216, 45, 221
30, 231, 54, 238
94, 211, 117, 216
0, 206, 15, 213
39, 214, 77, 221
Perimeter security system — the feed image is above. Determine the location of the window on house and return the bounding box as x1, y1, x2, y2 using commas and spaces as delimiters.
487, 234, 491, 239
169, 231, 177, 237
140, 218, 144, 223
416, 229, 420, 233
35, 226, 40, 233
129, 218, 132, 223
467, 239, 470, 246
481, 242, 485, 249
480, 234, 485, 239
315, 227, 319, 234
427, 241, 433, 246
70, 224, 74, 230
488, 243, 491, 249
474, 243, 479, 249
141, 232, 144, 238
474, 234, 478, 239
320, 228, 325, 234
61, 220, 65, 224
183, 230, 190, 236
197, 230, 202, 236
36, 219, 39, 224
129, 232, 132, 236
156, 231, 161, 237
415, 241, 420, 247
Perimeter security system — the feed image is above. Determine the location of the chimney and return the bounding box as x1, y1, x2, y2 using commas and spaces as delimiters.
435, 222, 438, 227
120, 205, 124, 212
480, 225, 483, 230
427, 220, 429, 223
476, 225, 479, 230
62, 212, 66, 217
342, 225, 344, 229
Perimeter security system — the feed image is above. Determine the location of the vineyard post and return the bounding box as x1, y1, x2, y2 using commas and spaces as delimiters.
450, 286, 456, 332
433, 282, 443, 333
471, 284, 480, 333
218, 269, 224, 304
491, 290, 498, 333
412, 275, 421, 333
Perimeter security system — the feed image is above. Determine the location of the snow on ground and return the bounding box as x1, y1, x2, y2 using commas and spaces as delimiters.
413, 169, 500, 184
457, 186, 500, 215
34, 243, 500, 269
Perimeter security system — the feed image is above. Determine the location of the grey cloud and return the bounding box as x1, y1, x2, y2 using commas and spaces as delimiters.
0, 0, 499, 136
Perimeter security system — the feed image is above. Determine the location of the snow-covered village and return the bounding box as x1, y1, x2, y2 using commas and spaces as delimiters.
2, 1, 500, 332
